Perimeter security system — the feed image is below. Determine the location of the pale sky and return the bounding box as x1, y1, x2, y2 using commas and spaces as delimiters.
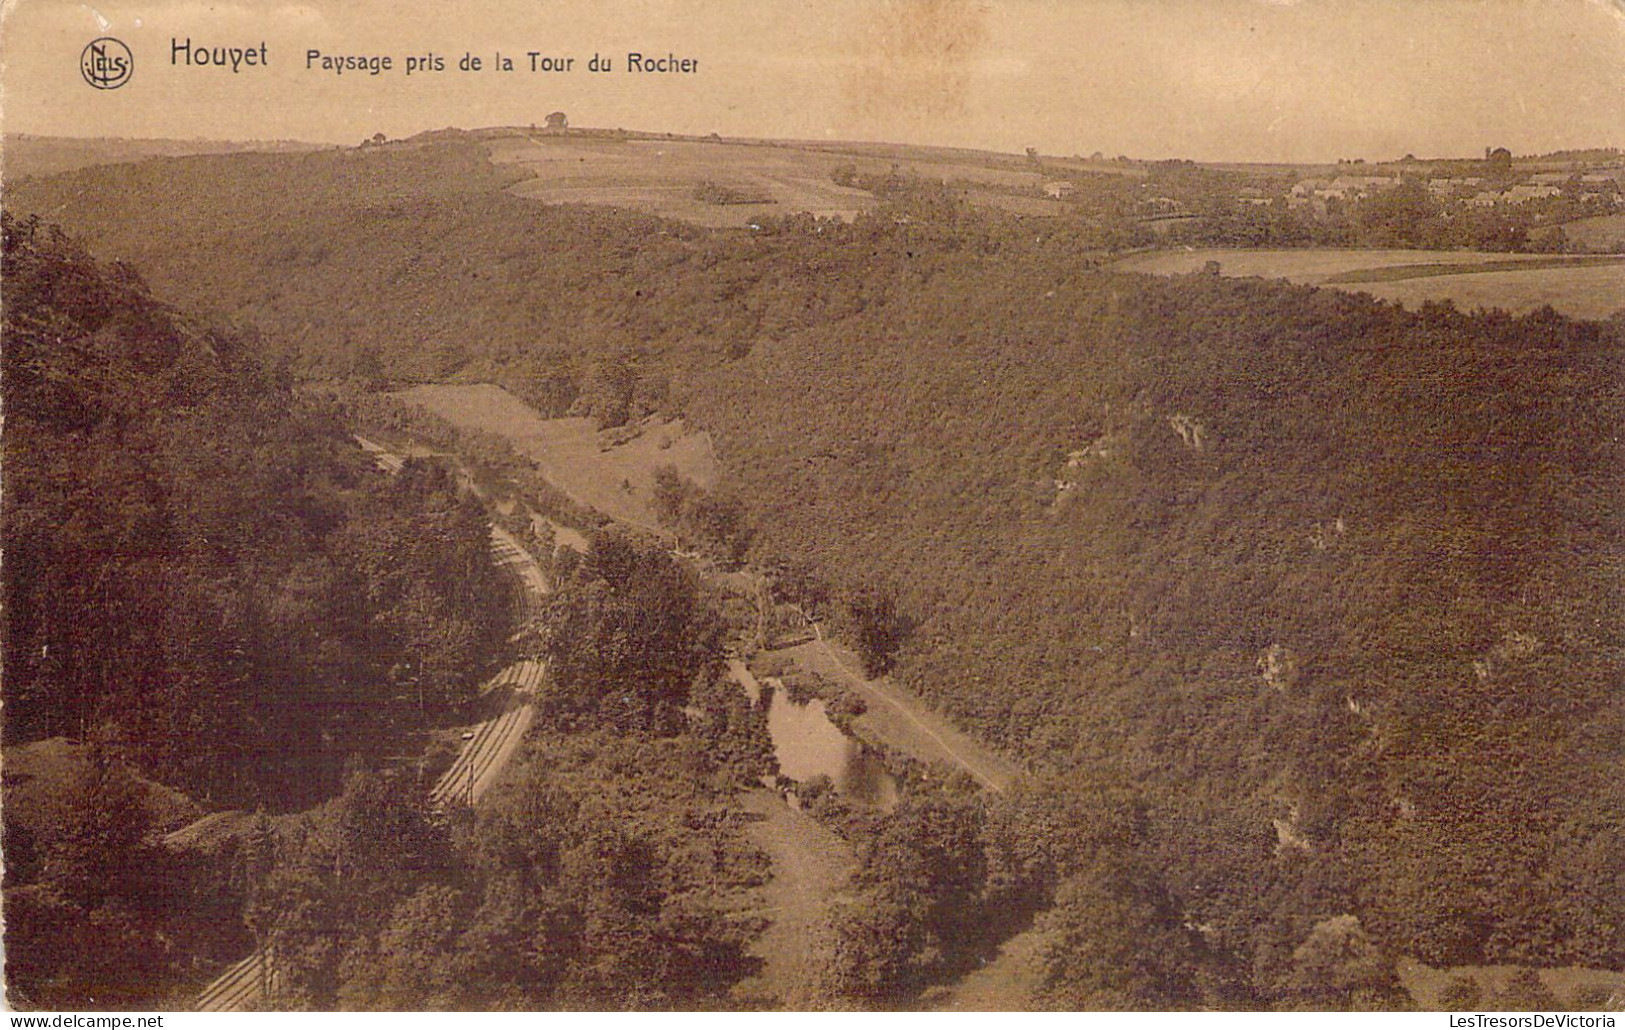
1, 0, 1622, 162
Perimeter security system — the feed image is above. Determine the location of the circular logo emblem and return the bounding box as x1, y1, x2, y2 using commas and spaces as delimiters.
81, 37, 133, 90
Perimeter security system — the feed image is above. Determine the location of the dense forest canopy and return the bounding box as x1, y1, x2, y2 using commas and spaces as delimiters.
5, 136, 1622, 1008
693, 266, 1624, 975
1, 211, 512, 804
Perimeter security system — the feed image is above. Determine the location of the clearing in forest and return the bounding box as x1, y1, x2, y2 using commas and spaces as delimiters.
731, 789, 857, 1006
486, 132, 1087, 227
388, 382, 718, 535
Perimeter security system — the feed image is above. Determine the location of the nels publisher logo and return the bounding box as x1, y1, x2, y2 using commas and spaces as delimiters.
81, 37, 133, 89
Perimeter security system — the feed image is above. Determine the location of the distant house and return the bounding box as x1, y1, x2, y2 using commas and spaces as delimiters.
1138, 196, 1185, 216
1291, 178, 1330, 197
1043, 180, 1076, 199
1504, 184, 1561, 204
543, 111, 568, 132
1329, 175, 1397, 195
1466, 190, 1502, 208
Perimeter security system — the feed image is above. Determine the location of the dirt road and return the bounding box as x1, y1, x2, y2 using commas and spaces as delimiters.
780, 625, 1020, 794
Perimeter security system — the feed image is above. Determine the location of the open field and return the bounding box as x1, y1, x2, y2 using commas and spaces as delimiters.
732, 788, 857, 1006
1561, 213, 1625, 252
389, 382, 717, 533
938, 925, 1051, 1010
1326, 254, 1625, 283
1115, 248, 1625, 319
493, 135, 876, 227
1116, 247, 1603, 281
489, 130, 1070, 227
1353, 264, 1625, 320
1396, 958, 1625, 1011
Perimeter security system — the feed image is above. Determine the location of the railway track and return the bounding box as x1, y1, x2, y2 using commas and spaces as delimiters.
427, 658, 542, 810
194, 444, 549, 1012
195, 948, 278, 1013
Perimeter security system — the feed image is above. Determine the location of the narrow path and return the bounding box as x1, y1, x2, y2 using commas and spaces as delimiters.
781, 623, 1018, 794
734, 789, 857, 1005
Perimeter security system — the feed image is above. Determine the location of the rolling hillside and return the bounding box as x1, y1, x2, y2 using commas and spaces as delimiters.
7, 133, 1622, 1008
1114, 249, 1625, 319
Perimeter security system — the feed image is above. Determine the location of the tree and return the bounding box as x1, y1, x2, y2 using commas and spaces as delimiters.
537, 530, 721, 729
1439, 974, 1484, 1010
843, 586, 909, 677
690, 671, 775, 782
651, 465, 688, 524
1491, 969, 1560, 1012
821, 796, 997, 1003
822, 893, 926, 1004
47, 750, 151, 907
330, 768, 448, 884
1279, 915, 1410, 1011
1037, 860, 1215, 1010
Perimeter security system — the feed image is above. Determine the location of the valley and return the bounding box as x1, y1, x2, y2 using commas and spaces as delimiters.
3, 125, 1621, 1012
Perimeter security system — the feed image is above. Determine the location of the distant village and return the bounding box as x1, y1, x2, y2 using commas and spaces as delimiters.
1038, 147, 1624, 217
1020, 146, 1625, 252
1282, 150, 1623, 217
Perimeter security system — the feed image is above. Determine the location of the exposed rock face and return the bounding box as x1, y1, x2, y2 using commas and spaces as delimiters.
1273, 815, 1314, 856
1258, 643, 1299, 691
1167, 413, 1207, 450
1049, 433, 1124, 509
1271, 797, 1313, 857
1309, 516, 1348, 551
1473, 630, 1543, 681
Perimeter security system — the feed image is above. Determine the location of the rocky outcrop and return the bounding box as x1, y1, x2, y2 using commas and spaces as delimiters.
1258, 643, 1300, 691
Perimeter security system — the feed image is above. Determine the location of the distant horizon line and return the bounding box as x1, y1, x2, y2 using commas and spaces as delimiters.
5, 125, 1623, 169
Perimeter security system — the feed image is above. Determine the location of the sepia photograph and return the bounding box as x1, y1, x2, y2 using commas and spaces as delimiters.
1, 0, 1622, 1015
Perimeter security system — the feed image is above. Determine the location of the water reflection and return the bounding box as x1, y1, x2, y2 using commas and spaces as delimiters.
742, 672, 897, 810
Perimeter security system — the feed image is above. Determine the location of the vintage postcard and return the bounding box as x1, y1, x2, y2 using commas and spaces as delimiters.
2, 0, 1622, 1015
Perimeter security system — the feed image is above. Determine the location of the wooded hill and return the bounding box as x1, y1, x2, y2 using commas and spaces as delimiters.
8, 136, 1622, 1006
1, 212, 513, 805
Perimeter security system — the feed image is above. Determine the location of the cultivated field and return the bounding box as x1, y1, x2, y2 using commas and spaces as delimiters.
492, 135, 876, 227
1115, 248, 1625, 319
487, 131, 1072, 227
1352, 264, 1625, 321
1561, 213, 1625, 253
389, 382, 717, 533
